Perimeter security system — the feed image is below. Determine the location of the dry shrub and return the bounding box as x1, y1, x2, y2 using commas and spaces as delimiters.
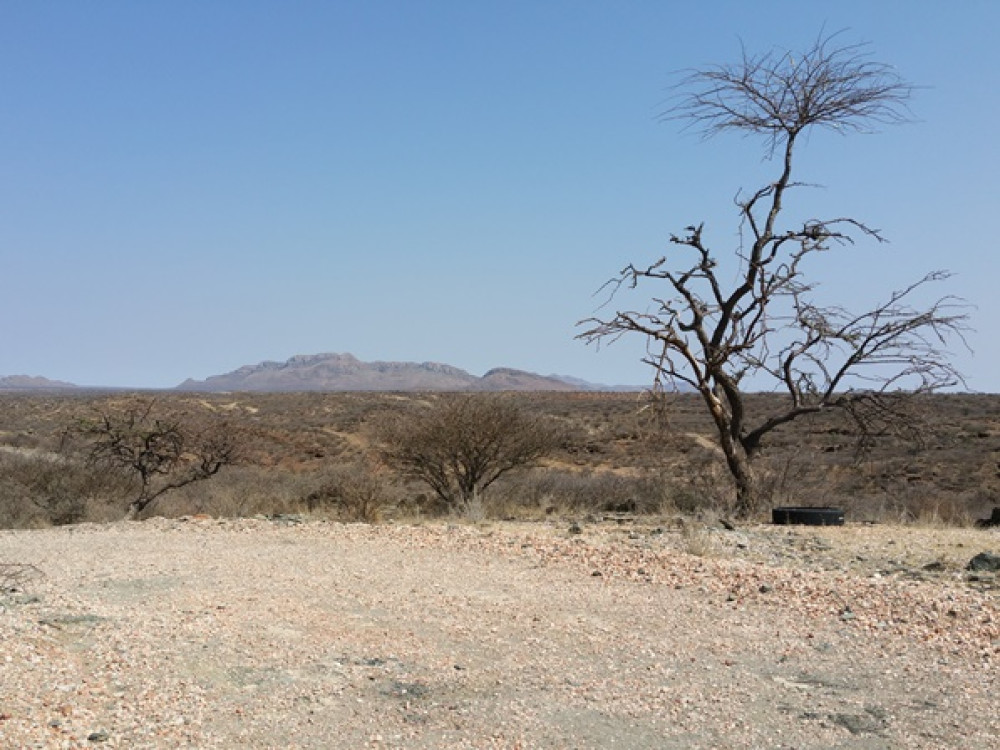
658, 447, 827, 521
663, 455, 737, 516
827, 478, 978, 526
0, 450, 133, 527
486, 468, 673, 519
303, 463, 391, 523
65, 399, 243, 519
754, 450, 822, 507
680, 521, 717, 557
129, 461, 393, 522
962, 487, 1000, 526
392, 490, 452, 519
374, 395, 562, 512
154, 465, 316, 518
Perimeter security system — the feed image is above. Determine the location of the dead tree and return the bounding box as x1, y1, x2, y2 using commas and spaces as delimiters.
73, 399, 241, 519
579, 33, 969, 517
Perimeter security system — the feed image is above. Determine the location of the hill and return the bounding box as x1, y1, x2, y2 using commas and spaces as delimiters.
0, 375, 77, 390
176, 353, 581, 392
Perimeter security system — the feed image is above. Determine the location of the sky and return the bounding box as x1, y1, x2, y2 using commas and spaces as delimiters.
2, 1, 998, 391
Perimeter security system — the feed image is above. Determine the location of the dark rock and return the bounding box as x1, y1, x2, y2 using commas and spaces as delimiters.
87, 731, 110, 743
383, 680, 429, 699
772, 506, 844, 526
976, 507, 1000, 527
606, 499, 637, 514
966, 552, 1000, 572
830, 710, 887, 735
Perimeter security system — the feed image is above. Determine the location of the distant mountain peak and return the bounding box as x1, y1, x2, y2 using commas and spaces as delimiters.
0, 374, 78, 390
176, 353, 581, 392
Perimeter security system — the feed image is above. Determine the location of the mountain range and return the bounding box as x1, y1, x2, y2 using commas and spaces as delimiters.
175, 353, 618, 392
0, 374, 78, 390
1, 353, 644, 392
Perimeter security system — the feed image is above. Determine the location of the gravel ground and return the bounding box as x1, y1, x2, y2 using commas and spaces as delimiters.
1, 517, 997, 749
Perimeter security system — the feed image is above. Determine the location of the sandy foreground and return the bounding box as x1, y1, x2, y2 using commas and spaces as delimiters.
0, 517, 996, 749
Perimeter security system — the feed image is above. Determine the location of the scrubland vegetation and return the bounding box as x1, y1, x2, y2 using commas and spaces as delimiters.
0, 390, 996, 529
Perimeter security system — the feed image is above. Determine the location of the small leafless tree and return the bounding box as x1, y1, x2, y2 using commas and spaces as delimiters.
70, 399, 241, 519
375, 395, 562, 511
579, 33, 969, 517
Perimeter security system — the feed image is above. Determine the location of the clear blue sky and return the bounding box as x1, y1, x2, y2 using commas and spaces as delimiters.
2, 1, 997, 390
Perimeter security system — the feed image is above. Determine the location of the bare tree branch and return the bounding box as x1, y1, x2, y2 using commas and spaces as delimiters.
69, 399, 242, 519
666, 31, 914, 155
578, 32, 969, 517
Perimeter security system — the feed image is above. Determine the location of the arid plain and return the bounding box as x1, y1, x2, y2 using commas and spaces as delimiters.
1, 391, 997, 748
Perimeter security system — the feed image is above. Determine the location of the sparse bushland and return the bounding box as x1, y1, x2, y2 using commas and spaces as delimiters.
484, 468, 675, 519
0, 391, 996, 528
0, 449, 133, 527
139, 464, 318, 519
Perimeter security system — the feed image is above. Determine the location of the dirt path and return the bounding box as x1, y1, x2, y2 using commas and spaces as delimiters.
1, 518, 996, 748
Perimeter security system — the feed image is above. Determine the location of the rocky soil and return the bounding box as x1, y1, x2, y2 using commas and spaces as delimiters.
1, 517, 997, 749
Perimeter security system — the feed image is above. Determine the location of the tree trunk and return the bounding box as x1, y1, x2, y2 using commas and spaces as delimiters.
722, 443, 758, 518
702, 387, 759, 518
